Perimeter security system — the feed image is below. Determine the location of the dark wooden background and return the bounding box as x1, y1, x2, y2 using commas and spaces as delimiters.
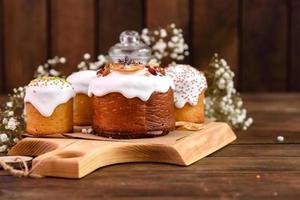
0, 0, 299, 94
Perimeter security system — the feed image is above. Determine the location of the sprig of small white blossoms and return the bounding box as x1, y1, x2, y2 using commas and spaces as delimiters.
0, 87, 25, 152
204, 54, 253, 130
35, 56, 66, 78
141, 23, 189, 65
77, 53, 107, 71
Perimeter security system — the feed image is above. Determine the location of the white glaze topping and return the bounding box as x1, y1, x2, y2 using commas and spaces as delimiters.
67, 70, 96, 95
88, 67, 174, 101
165, 64, 207, 108
24, 77, 75, 117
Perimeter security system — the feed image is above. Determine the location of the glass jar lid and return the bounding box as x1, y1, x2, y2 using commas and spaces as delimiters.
108, 30, 152, 64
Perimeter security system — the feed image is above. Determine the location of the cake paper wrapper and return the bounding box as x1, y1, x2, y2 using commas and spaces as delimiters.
22, 121, 212, 145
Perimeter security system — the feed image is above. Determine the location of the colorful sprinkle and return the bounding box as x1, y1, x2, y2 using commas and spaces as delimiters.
165, 64, 207, 108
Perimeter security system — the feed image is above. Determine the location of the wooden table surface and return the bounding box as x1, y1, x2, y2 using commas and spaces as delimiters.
0, 93, 300, 199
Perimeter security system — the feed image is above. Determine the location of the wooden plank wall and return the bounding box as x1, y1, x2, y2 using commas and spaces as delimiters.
241, 0, 288, 91
3, 0, 48, 91
51, 0, 95, 76
0, 0, 4, 93
0, 0, 299, 94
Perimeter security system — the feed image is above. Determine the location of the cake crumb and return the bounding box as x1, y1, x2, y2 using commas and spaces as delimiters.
277, 136, 284, 142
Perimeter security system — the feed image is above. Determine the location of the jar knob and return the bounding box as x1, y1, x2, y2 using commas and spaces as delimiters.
120, 31, 140, 46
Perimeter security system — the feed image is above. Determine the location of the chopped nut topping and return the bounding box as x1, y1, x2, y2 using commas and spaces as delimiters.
148, 67, 157, 76
97, 65, 110, 76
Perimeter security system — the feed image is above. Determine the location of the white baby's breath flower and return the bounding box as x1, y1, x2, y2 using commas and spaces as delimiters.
13, 137, 19, 143
37, 65, 45, 74
84, 53, 91, 60
153, 39, 167, 53
248, 117, 253, 124
167, 41, 175, 48
237, 100, 243, 107
5, 117, 18, 131
218, 78, 226, 89
171, 36, 179, 43
0, 145, 8, 153
77, 61, 86, 69
59, 57, 66, 64
47, 59, 55, 65
150, 37, 155, 42
160, 29, 167, 38
7, 111, 14, 117
141, 35, 150, 45
97, 55, 107, 66
173, 28, 179, 34
219, 68, 225, 74
220, 59, 227, 66
148, 58, 160, 66
0, 134, 8, 143
142, 28, 148, 35
174, 45, 184, 54
88, 63, 97, 70
170, 53, 178, 59
6, 102, 13, 108
154, 52, 163, 60
177, 55, 184, 60
49, 69, 60, 76
2, 118, 8, 125
223, 72, 230, 80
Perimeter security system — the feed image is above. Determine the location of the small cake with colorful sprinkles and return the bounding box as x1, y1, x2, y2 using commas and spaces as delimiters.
24, 77, 75, 135
165, 64, 207, 123
67, 70, 96, 126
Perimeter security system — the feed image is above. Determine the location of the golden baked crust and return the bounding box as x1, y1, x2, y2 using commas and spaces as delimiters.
174, 91, 205, 123
26, 100, 73, 135
92, 89, 175, 138
73, 93, 92, 126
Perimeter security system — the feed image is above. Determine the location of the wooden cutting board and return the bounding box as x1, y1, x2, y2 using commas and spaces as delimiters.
8, 122, 236, 179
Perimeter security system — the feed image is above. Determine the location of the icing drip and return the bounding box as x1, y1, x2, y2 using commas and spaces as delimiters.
88, 68, 174, 101
67, 70, 96, 95
165, 64, 207, 108
24, 77, 75, 117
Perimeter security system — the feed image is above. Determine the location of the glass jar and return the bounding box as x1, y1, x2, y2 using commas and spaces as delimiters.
108, 31, 152, 64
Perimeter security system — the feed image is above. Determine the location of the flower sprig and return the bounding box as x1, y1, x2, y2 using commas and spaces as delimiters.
141, 23, 189, 65
204, 54, 253, 130
77, 53, 107, 71
0, 87, 25, 152
35, 56, 66, 78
